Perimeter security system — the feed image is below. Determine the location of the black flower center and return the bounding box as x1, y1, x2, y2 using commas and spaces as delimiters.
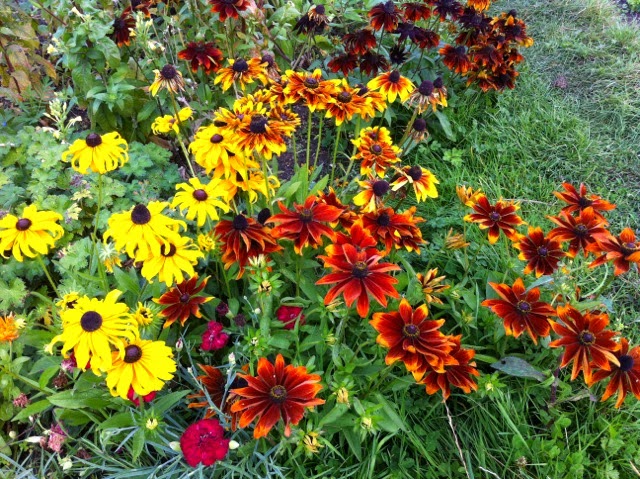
193, 189, 208, 201
383, 0, 396, 14
249, 115, 268, 134
80, 311, 103, 332
377, 212, 390, 226
454, 46, 467, 56
337, 91, 352, 103
407, 166, 423, 181
315, 4, 325, 14
161, 64, 178, 79
537, 246, 548, 257
517, 301, 531, 312
257, 208, 271, 225
621, 242, 638, 255
261, 54, 274, 66
179, 293, 191, 303
15, 218, 32, 231
372, 180, 389, 197
388, 70, 401, 83
619, 354, 634, 372
210, 134, 223, 143
86, 133, 103, 147
231, 375, 248, 389
371, 144, 383, 155
233, 214, 249, 231
299, 209, 313, 223
489, 211, 501, 222
124, 345, 143, 363
269, 385, 288, 403
574, 224, 589, 236
403, 323, 419, 338
114, 18, 126, 29
161, 244, 177, 257
418, 80, 434, 96
352, 261, 369, 279
579, 330, 595, 345
577, 197, 592, 208
131, 204, 151, 225
433, 77, 443, 88
303, 77, 319, 89
232, 59, 248, 73
413, 118, 427, 132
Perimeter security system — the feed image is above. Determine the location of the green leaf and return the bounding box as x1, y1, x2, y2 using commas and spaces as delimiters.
343, 427, 362, 461
113, 267, 141, 297
152, 390, 190, 415
131, 428, 145, 461
491, 356, 547, 382
374, 393, 407, 433
137, 101, 158, 122
98, 411, 135, 430
318, 404, 348, 428
12, 399, 51, 421
47, 388, 112, 409
0, 277, 27, 311
434, 110, 455, 140
39, 366, 60, 389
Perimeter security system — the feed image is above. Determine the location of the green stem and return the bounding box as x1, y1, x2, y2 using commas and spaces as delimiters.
305, 108, 313, 191
329, 124, 343, 186
36, 255, 59, 298
313, 115, 324, 171
259, 153, 271, 204
398, 109, 419, 148
169, 94, 197, 177
88, 173, 104, 272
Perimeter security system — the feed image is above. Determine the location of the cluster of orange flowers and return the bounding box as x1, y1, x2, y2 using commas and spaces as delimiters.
464, 183, 640, 407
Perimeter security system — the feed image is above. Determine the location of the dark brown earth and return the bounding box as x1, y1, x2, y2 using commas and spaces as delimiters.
613, 0, 640, 22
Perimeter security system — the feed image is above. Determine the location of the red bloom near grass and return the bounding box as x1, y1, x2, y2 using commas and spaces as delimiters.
180, 418, 229, 467
588, 338, 640, 408
269, 196, 343, 254
178, 41, 224, 74
514, 227, 565, 277
554, 182, 615, 219
155, 276, 212, 328
549, 305, 620, 382
420, 335, 479, 401
547, 207, 608, 258
231, 354, 325, 439
482, 278, 556, 344
368, 0, 402, 32
589, 228, 640, 275
317, 243, 400, 318
464, 195, 524, 244
370, 299, 456, 380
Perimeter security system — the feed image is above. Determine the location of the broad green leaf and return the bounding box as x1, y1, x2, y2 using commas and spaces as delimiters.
47, 389, 112, 409
152, 390, 190, 415
12, 399, 51, 421
99, 412, 135, 430
491, 356, 547, 382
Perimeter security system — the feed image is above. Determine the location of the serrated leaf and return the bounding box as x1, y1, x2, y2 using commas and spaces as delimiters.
0, 277, 27, 310
491, 356, 547, 382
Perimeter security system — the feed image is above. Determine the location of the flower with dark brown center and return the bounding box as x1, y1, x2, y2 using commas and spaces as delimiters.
232, 58, 249, 73
131, 204, 152, 225
155, 276, 212, 328
549, 305, 620, 382
80, 311, 103, 332
232, 214, 249, 231
464, 195, 524, 244
231, 354, 325, 438
407, 166, 422, 181
249, 115, 268, 134
482, 278, 555, 344
418, 80, 434, 96
210, 134, 224, 144
413, 118, 427, 132
86, 133, 103, 147
372, 180, 389, 197
368, 0, 401, 32
161, 244, 177, 257
124, 344, 143, 363
547, 207, 608, 258
514, 227, 565, 277
192, 189, 208, 201
15, 218, 32, 231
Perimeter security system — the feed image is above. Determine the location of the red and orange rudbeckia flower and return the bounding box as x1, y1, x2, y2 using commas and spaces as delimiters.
464, 195, 525, 244
231, 354, 325, 439
588, 338, 640, 408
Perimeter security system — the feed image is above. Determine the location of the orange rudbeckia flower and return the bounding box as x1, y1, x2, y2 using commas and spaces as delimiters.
367, 70, 415, 103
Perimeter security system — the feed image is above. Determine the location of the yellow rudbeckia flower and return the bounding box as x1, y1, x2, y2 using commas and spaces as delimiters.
47, 290, 138, 374
0, 205, 63, 262
140, 235, 203, 286
151, 107, 193, 135
61, 132, 128, 174
106, 338, 176, 399
171, 177, 230, 227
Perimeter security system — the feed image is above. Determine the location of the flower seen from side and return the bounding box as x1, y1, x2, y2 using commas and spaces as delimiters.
151, 108, 192, 135
62, 132, 129, 175
148, 64, 185, 96
588, 228, 640, 275
416, 269, 450, 304
209, 0, 249, 21
178, 41, 224, 75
